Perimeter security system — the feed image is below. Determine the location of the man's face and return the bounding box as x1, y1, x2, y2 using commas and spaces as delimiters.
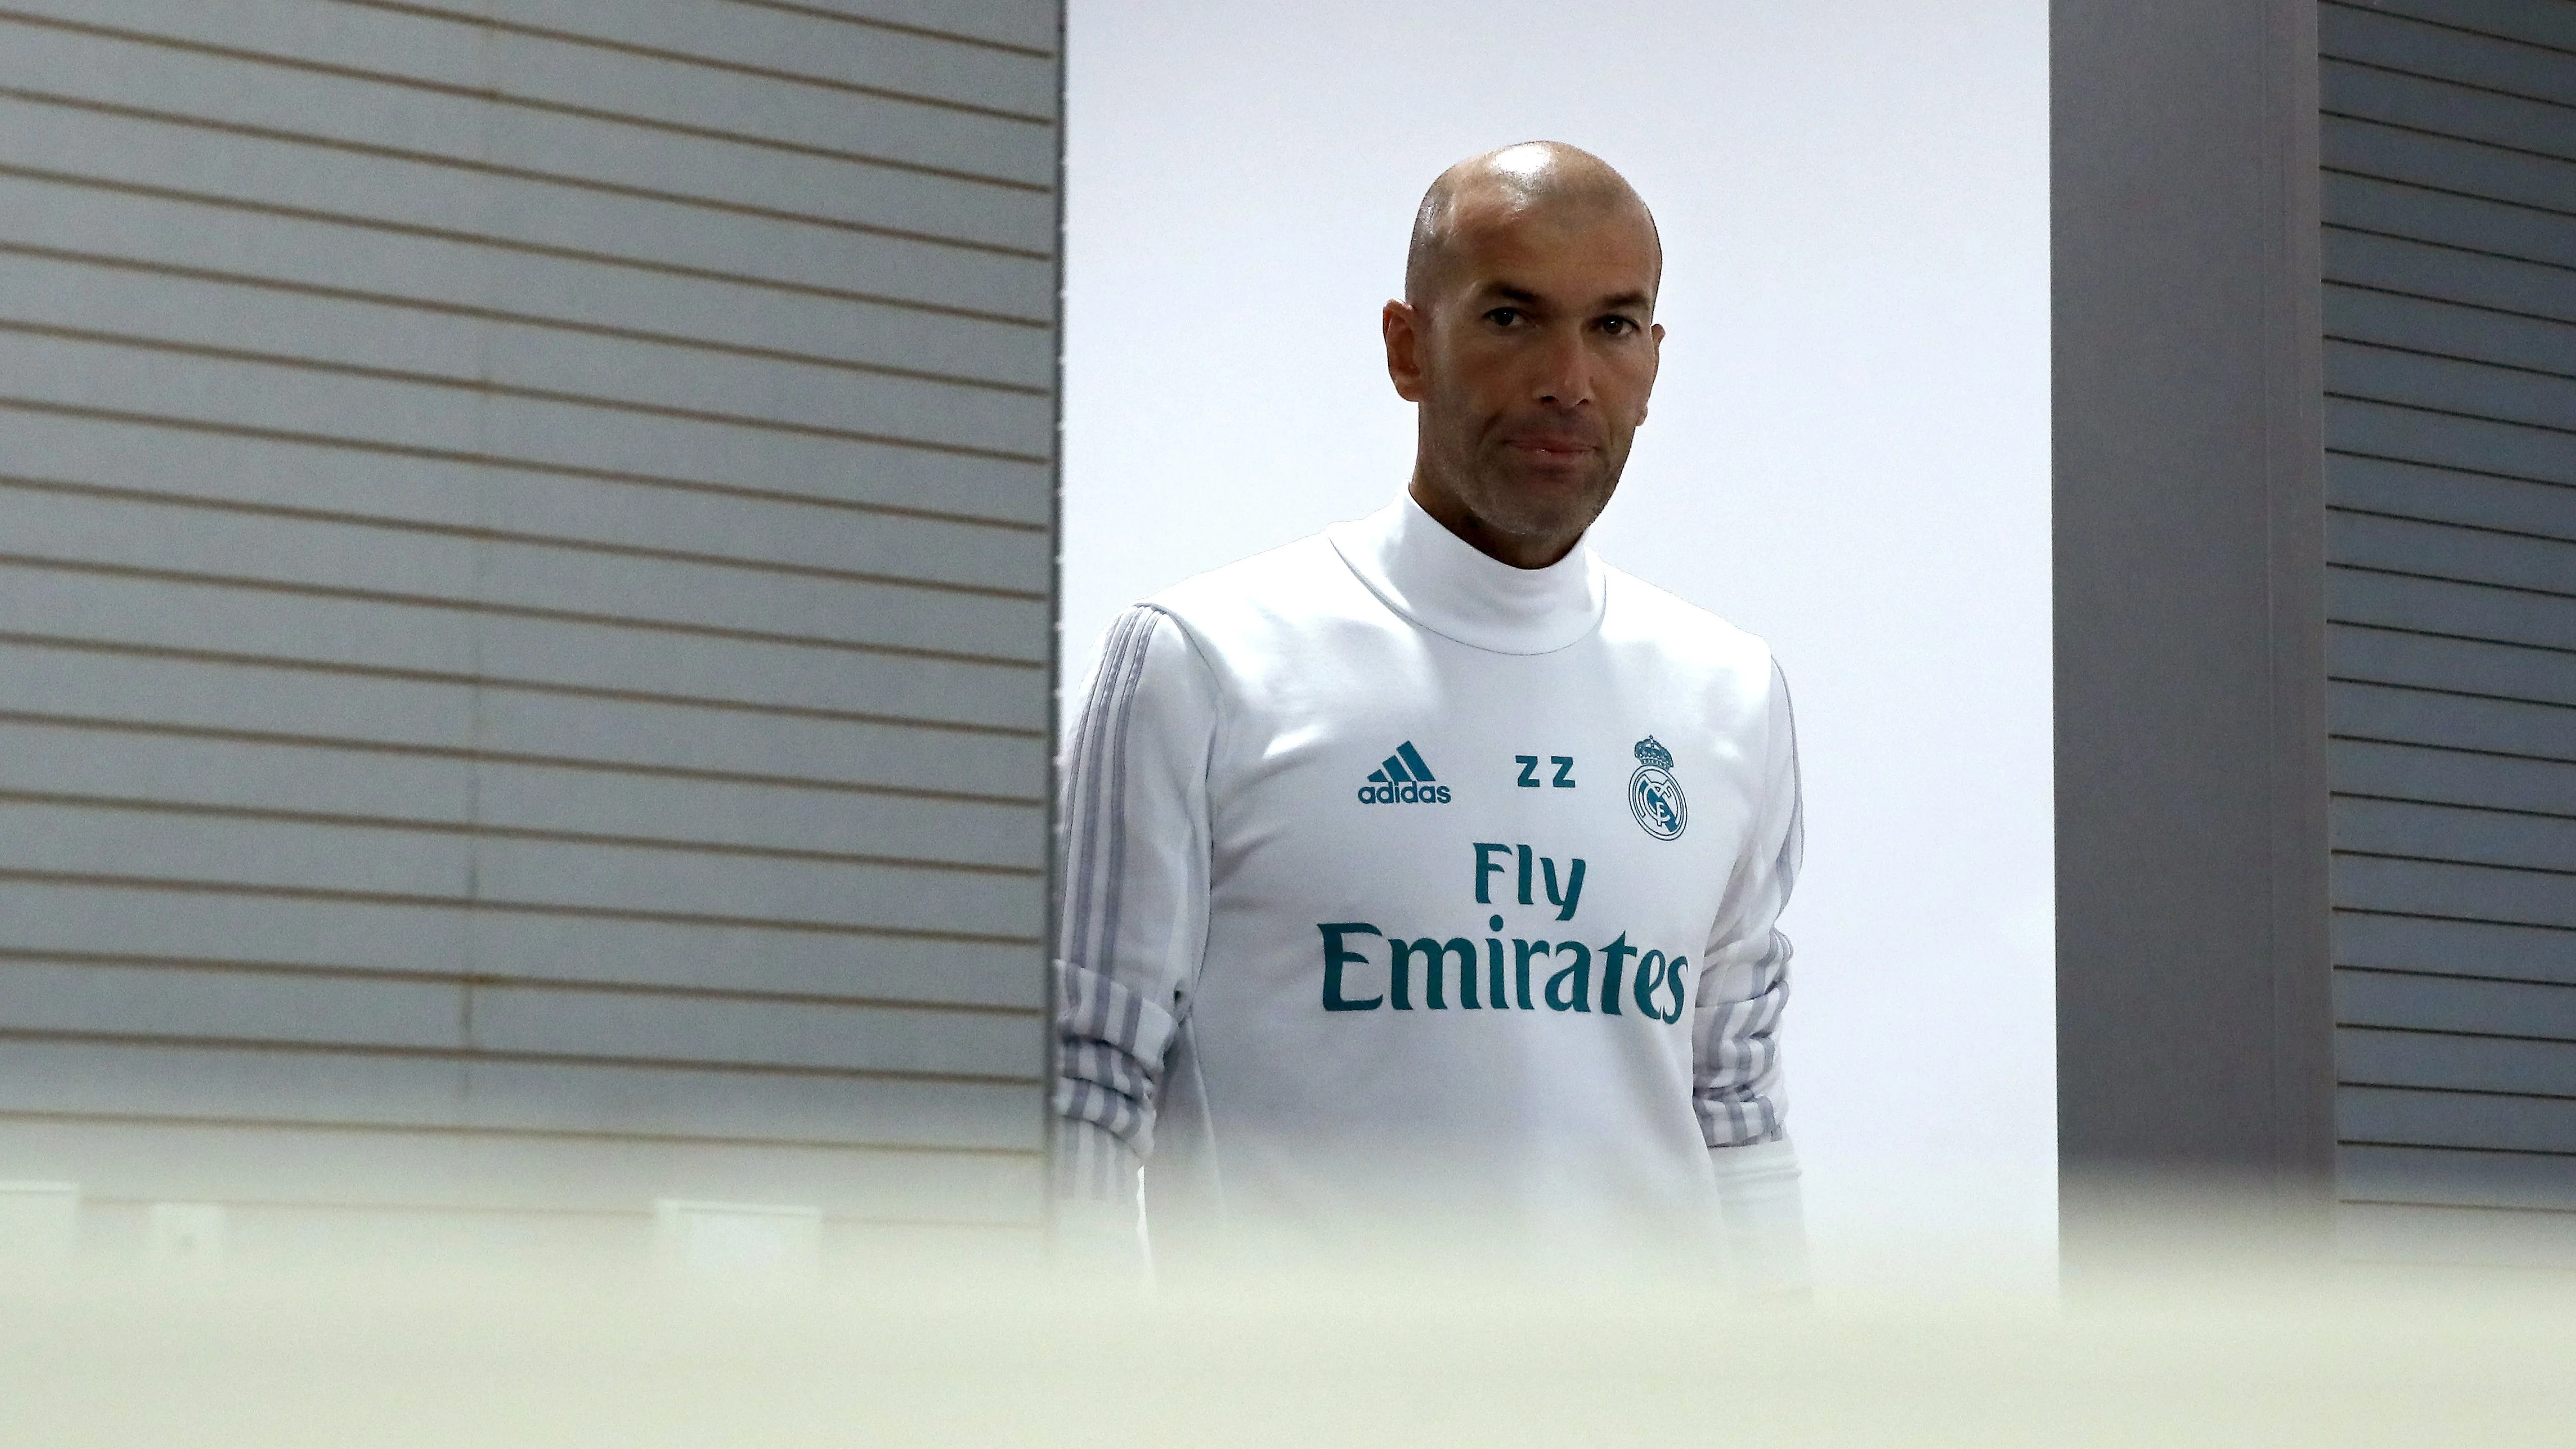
1386, 199, 1663, 567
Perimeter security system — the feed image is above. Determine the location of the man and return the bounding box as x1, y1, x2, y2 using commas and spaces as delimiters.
1054, 142, 1804, 1280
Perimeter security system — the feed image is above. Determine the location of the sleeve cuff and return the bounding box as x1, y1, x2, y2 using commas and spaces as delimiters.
1710, 1136, 1810, 1300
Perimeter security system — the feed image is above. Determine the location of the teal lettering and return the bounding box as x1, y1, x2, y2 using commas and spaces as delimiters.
1544, 940, 1592, 1012
1542, 856, 1586, 921
1661, 953, 1690, 1022
1603, 934, 1640, 1015
1393, 937, 1478, 1010
1485, 938, 1509, 1009
1513, 938, 1543, 1011
1473, 844, 1512, 905
1599, 935, 1624, 1015
1319, 923, 1383, 1011
1515, 845, 1534, 906
1626, 938, 1660, 1017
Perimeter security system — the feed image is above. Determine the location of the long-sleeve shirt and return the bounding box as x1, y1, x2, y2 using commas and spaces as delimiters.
1054, 494, 1805, 1274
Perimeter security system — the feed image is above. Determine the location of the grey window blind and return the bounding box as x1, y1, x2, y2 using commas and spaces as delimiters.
0, 0, 1062, 1258
2320, 0, 2576, 1247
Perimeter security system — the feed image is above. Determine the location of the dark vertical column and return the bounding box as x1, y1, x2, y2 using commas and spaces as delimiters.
2052, 0, 2334, 1222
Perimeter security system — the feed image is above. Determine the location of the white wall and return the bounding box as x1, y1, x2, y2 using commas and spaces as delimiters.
1063, 0, 2054, 1286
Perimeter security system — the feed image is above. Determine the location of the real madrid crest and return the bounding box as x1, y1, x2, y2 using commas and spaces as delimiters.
1628, 736, 1688, 840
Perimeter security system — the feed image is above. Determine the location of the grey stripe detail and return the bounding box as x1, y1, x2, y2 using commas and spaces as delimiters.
1050, 607, 1183, 1200
1696, 927, 1794, 1149
1063, 606, 1152, 985
1092, 608, 1163, 1032
1051, 1117, 1139, 1206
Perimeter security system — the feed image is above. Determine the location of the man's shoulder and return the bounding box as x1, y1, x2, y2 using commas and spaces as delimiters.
1138, 529, 1374, 635
1597, 563, 1780, 683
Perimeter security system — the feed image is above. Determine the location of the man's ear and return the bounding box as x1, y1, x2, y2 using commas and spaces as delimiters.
1383, 300, 1426, 402
1638, 321, 1666, 424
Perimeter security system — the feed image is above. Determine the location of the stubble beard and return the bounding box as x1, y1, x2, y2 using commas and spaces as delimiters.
1430, 422, 1625, 558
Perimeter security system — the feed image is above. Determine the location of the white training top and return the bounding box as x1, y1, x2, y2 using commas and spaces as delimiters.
1055, 494, 1805, 1270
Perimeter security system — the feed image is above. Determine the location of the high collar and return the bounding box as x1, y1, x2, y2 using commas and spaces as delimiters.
1327, 492, 1608, 656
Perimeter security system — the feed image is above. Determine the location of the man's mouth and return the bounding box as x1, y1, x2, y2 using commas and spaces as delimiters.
1504, 436, 1594, 457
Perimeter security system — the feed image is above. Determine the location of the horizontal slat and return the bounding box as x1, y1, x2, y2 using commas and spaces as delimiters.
0, 251, 1051, 454
2326, 451, 2576, 540
469, 982, 1037, 1076
2340, 967, 2576, 1041
2326, 172, 2576, 272
2336, 910, 2576, 987
2341, 1142, 2576, 1212
473, 834, 1041, 937
0, 318, 1056, 487
0, 95, 1052, 319
2335, 796, 2576, 871
2329, 567, 2576, 653
2324, 56, 2576, 165
0, 959, 457, 1047
0, 20, 1053, 253
2326, 284, 2576, 377
2332, 678, 2576, 761
0, 174, 1052, 388
780, 0, 1058, 54
2334, 1200, 2576, 1270
2325, 227, 2576, 325
2330, 622, 2576, 708
0, 1114, 1042, 1220
0, 487, 1048, 664
466, 761, 1040, 868
2330, 396, 2576, 487
0, 881, 1042, 1009
2334, 854, 2576, 930
0, 1035, 1034, 1149
0, 722, 1043, 870
0, 802, 1044, 939
2332, 483, 2576, 569
393, 0, 1063, 118
2332, 0, 2576, 55
0, 414, 1049, 585
2327, 339, 2576, 433
2341, 1084, 2576, 1155
475, 689, 1044, 793
2335, 738, 2576, 816
0, 566, 1043, 732
0, 641, 1045, 799
2341, 1024, 2576, 1094
0, 801, 469, 900
0, 336, 1051, 527
2324, 113, 2576, 217
2325, 3, 2576, 107
0, 0, 1057, 183
0, 964, 1036, 1081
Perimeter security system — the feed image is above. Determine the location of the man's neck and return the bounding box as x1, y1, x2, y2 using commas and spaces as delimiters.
1406, 473, 1580, 571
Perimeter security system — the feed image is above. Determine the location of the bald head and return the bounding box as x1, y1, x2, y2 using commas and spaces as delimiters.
1383, 142, 1666, 569
1404, 141, 1661, 312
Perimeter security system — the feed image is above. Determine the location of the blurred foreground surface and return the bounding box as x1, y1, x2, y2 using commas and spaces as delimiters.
5, 1233, 2574, 1448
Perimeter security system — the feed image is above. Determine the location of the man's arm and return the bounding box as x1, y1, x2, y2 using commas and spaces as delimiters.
1693, 656, 1808, 1293
1051, 605, 1219, 1265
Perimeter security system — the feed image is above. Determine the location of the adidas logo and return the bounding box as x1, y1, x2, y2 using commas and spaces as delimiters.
1355, 741, 1453, 805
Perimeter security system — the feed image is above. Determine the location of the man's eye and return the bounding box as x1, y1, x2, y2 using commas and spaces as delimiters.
1484, 307, 1523, 327
1599, 316, 1636, 335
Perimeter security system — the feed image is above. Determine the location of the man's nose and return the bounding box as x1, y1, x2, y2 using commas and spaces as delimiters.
1530, 326, 1595, 408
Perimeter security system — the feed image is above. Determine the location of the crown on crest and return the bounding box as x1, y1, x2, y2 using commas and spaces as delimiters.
1633, 736, 1674, 771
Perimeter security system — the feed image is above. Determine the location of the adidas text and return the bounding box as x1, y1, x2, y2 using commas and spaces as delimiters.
1357, 781, 1453, 805
1357, 740, 1452, 805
